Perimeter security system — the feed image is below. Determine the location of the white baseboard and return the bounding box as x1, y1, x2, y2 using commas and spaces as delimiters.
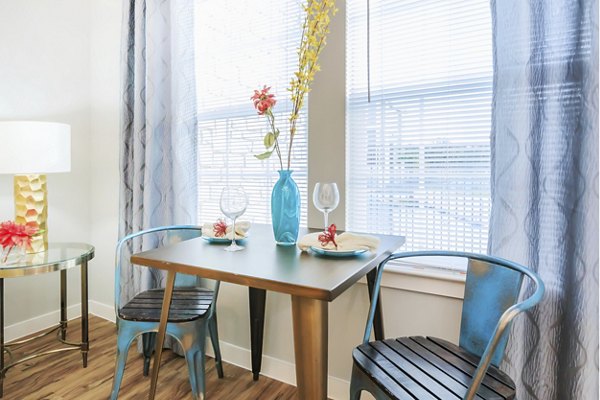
90, 300, 116, 322
205, 334, 350, 399
329, 375, 352, 400
9, 300, 352, 399
5, 304, 81, 342
5, 300, 114, 342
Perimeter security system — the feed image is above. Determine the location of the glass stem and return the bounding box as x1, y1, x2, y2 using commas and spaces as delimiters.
323, 210, 329, 230
231, 217, 237, 247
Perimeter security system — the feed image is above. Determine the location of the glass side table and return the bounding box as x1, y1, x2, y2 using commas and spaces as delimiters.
0, 243, 94, 398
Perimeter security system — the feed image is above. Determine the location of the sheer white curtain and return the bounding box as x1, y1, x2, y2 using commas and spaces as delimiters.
489, 0, 598, 399
119, 0, 198, 351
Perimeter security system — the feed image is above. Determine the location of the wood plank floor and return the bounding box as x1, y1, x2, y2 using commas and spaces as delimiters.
2, 316, 298, 400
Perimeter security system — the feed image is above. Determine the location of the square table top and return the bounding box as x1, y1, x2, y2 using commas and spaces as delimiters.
131, 224, 405, 301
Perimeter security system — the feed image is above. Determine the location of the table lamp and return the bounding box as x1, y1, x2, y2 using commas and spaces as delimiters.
0, 121, 71, 253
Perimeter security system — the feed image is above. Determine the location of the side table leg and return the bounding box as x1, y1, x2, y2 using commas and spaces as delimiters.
0, 278, 4, 398
80, 260, 89, 367
60, 270, 67, 340
366, 268, 385, 340
248, 287, 266, 381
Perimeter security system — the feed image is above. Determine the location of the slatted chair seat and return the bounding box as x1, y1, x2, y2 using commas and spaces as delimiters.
119, 287, 215, 323
353, 336, 515, 400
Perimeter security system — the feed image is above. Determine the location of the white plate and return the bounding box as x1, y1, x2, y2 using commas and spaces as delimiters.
309, 246, 368, 257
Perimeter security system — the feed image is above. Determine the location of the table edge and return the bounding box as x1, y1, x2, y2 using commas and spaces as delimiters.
130, 254, 335, 300
0, 243, 95, 278
131, 236, 403, 301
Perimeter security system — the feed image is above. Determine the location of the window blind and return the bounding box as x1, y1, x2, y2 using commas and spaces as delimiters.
346, 0, 493, 253
195, 1, 307, 225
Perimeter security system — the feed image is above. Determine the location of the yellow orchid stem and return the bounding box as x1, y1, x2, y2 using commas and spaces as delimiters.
287, 0, 335, 170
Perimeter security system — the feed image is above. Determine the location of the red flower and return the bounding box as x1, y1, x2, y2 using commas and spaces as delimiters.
318, 224, 338, 249
251, 85, 277, 115
213, 220, 228, 238
0, 221, 39, 249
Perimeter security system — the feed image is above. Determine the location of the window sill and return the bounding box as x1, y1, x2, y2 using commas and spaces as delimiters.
359, 259, 466, 300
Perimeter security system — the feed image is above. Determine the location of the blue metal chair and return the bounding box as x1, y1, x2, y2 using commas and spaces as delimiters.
110, 225, 223, 400
350, 251, 545, 400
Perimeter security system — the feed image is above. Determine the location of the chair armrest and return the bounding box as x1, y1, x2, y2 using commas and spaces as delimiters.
362, 251, 408, 343
361, 250, 545, 347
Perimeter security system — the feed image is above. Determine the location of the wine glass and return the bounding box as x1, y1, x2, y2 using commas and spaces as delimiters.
219, 186, 248, 252
312, 182, 340, 230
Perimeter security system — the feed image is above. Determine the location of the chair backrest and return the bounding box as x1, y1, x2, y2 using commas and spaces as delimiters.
114, 225, 206, 313
460, 256, 523, 366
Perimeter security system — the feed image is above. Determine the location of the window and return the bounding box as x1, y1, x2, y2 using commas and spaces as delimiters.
346, 0, 493, 253
195, 1, 308, 224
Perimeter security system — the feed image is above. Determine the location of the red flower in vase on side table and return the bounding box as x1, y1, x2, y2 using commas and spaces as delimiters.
0, 220, 40, 263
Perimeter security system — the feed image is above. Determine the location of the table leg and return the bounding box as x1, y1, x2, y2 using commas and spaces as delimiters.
291, 295, 328, 400
0, 278, 4, 398
148, 270, 176, 400
366, 268, 385, 340
80, 260, 89, 367
248, 287, 266, 381
60, 270, 67, 341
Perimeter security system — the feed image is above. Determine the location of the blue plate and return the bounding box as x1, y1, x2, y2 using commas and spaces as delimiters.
201, 235, 247, 243
309, 246, 368, 257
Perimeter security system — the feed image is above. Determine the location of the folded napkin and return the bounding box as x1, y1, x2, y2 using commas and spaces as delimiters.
297, 231, 380, 252
202, 220, 251, 240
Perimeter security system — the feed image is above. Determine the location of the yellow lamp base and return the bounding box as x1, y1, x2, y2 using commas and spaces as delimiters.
14, 174, 48, 253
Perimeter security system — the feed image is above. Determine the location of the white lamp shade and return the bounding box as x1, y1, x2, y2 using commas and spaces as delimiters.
0, 121, 71, 174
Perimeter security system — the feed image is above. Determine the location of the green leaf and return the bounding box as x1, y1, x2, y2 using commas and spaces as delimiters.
255, 150, 273, 160
263, 132, 276, 148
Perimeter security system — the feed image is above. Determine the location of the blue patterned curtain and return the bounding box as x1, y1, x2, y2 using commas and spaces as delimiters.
119, 0, 198, 313
489, 1, 598, 399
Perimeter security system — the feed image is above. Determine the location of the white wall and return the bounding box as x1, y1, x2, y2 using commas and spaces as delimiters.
88, 0, 121, 311
2, 1, 465, 397
0, 0, 91, 328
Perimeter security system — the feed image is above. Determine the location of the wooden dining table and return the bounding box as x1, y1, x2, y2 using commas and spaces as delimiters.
130, 224, 404, 400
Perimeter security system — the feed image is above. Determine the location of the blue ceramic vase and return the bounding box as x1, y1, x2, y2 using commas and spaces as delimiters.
271, 170, 300, 246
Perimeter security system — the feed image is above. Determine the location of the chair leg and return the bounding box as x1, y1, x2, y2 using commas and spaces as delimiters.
208, 315, 224, 379
185, 345, 206, 400
349, 364, 363, 400
110, 329, 136, 400
142, 332, 157, 377
350, 362, 393, 400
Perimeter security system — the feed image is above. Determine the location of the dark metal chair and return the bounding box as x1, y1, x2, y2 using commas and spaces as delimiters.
109, 225, 223, 400
350, 251, 544, 400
